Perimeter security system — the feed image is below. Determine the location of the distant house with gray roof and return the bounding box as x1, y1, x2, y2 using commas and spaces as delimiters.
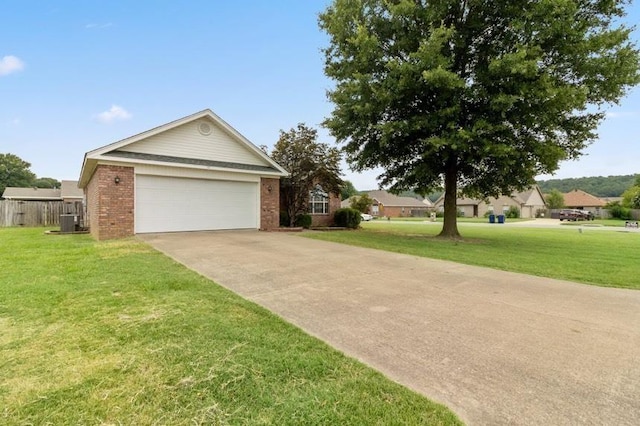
433, 186, 546, 218
2, 180, 82, 202
2, 187, 62, 201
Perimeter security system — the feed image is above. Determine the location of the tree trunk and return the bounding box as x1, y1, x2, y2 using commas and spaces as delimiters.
438, 161, 461, 239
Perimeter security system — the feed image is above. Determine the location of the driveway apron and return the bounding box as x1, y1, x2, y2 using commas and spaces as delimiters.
140, 231, 640, 425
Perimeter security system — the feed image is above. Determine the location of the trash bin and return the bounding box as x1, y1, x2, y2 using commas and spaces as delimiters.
489, 214, 495, 223
60, 214, 76, 233
498, 214, 505, 224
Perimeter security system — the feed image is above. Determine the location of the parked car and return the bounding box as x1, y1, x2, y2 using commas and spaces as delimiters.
579, 210, 595, 220
360, 213, 373, 221
559, 209, 594, 221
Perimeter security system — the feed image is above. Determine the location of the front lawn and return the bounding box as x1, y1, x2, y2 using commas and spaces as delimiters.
304, 222, 640, 289
560, 218, 633, 227
0, 228, 460, 425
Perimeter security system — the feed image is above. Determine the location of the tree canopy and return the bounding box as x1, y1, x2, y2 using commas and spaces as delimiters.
320, 0, 639, 237
33, 177, 61, 189
0, 153, 37, 195
350, 193, 374, 213
621, 175, 640, 208
340, 180, 359, 200
545, 189, 565, 209
269, 124, 343, 227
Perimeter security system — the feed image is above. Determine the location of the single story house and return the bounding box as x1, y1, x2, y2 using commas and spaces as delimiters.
78, 109, 288, 240
2, 187, 62, 201
342, 190, 431, 217
562, 189, 606, 215
433, 186, 546, 218
2, 181, 84, 202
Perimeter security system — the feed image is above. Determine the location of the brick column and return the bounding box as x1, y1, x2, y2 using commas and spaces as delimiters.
260, 177, 280, 231
86, 165, 135, 240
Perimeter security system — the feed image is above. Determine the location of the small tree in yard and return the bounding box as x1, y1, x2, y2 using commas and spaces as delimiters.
350, 193, 373, 213
545, 189, 565, 210
320, 0, 639, 239
270, 124, 343, 227
621, 175, 640, 209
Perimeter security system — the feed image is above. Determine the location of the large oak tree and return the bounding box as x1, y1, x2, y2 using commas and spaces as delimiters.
320, 0, 639, 237
0, 153, 37, 195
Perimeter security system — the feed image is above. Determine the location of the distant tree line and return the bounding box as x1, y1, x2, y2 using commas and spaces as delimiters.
536, 175, 637, 197
0, 153, 60, 195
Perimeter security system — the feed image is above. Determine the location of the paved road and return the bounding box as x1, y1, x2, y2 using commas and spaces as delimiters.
140, 231, 640, 425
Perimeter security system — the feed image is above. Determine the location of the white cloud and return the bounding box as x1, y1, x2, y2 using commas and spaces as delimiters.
95, 105, 132, 123
0, 55, 25, 76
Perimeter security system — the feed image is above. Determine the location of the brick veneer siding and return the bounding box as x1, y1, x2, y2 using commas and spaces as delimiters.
381, 206, 428, 218
260, 177, 280, 231
86, 165, 135, 240
311, 192, 341, 227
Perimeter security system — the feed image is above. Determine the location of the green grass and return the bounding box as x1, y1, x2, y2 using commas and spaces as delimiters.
560, 218, 632, 227
0, 227, 460, 425
383, 217, 531, 223
304, 222, 640, 289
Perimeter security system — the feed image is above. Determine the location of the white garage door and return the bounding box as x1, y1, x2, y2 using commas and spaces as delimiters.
135, 175, 258, 233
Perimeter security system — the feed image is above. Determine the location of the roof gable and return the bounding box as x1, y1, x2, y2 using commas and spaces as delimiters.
433, 186, 545, 207
117, 116, 267, 166
366, 190, 428, 208
79, 109, 287, 187
514, 186, 546, 206
61, 180, 83, 199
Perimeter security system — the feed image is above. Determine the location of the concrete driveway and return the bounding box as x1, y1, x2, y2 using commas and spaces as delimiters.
140, 231, 640, 425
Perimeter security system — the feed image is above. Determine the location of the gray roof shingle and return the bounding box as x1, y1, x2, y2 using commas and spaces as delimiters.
104, 150, 281, 173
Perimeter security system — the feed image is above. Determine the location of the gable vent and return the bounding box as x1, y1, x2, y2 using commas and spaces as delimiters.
198, 121, 212, 136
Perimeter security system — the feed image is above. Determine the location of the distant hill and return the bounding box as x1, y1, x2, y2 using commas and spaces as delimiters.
536, 174, 637, 197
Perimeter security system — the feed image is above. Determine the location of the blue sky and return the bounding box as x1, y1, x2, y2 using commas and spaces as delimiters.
1, 0, 638, 191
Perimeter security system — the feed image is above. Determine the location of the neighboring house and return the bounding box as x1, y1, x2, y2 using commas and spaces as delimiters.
433, 186, 546, 218
600, 196, 622, 205
78, 109, 288, 240
2, 187, 62, 201
2, 181, 83, 202
342, 190, 430, 217
563, 189, 606, 215
60, 180, 84, 203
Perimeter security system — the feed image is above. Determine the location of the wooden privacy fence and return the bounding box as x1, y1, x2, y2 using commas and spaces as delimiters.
0, 200, 84, 228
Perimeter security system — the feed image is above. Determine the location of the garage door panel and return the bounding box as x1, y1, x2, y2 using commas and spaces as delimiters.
135, 175, 258, 233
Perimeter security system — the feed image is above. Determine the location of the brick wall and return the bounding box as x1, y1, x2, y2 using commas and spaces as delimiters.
310, 192, 341, 227
86, 165, 135, 240
381, 206, 428, 218
86, 172, 99, 239
260, 177, 280, 231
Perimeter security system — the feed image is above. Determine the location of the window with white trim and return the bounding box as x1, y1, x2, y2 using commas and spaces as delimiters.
309, 185, 329, 214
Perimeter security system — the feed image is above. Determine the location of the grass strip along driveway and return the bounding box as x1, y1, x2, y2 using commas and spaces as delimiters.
305, 222, 640, 289
0, 228, 460, 425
